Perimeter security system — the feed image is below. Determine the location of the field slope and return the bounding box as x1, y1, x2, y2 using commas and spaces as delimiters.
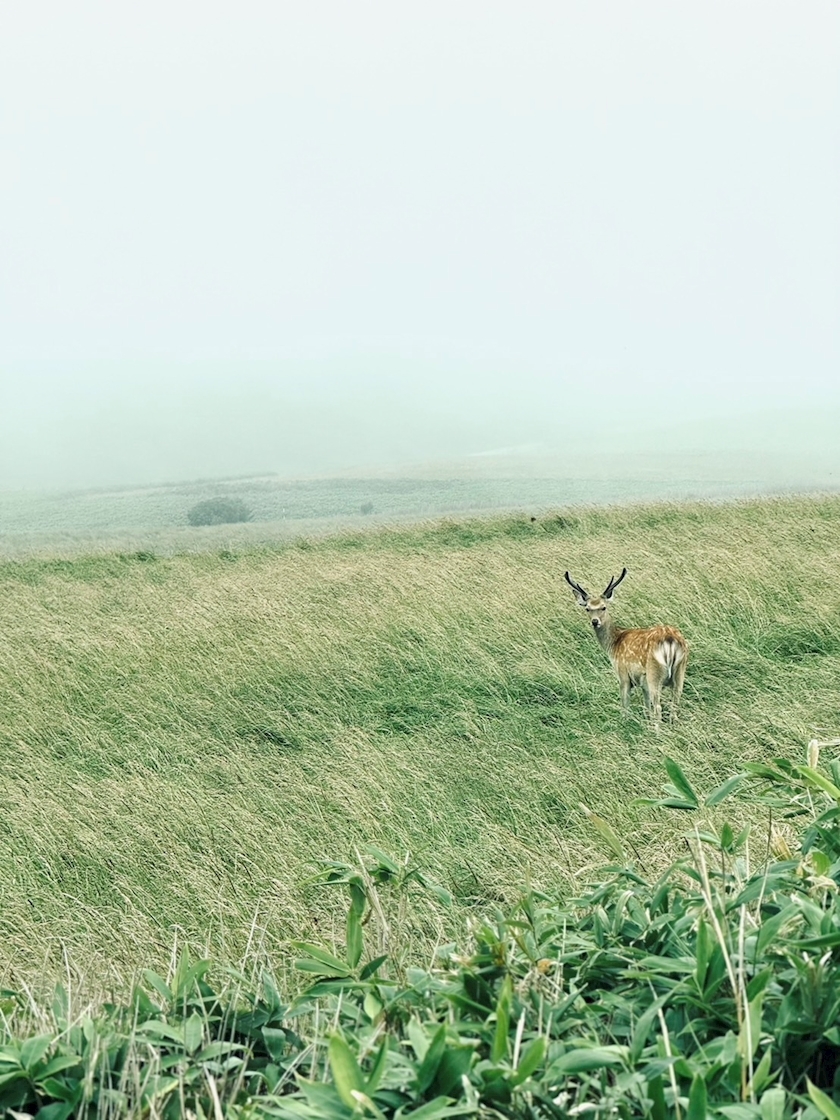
1, 495, 839, 993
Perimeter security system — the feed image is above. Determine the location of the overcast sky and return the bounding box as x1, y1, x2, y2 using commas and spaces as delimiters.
1, 2, 838, 487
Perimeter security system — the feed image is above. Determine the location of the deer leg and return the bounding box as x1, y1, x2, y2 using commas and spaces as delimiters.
618, 670, 632, 716
644, 672, 663, 730
669, 657, 688, 724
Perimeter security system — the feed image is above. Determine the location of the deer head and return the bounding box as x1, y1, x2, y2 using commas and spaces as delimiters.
564, 568, 627, 630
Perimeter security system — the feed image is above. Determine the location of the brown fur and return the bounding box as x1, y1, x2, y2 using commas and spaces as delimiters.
565, 573, 688, 727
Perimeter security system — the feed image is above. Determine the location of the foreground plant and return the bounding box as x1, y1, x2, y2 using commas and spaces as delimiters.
4, 745, 840, 1118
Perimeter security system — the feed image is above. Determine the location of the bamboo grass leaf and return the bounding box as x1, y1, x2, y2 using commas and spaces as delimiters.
548, 1047, 627, 1075
665, 759, 699, 807
491, 977, 512, 1064
686, 1073, 707, 1120
328, 1033, 365, 1109
579, 804, 625, 860
417, 1025, 447, 1094
758, 1087, 785, 1120
705, 774, 747, 807
19, 1034, 52, 1072
510, 1036, 546, 1086
807, 1079, 840, 1120
292, 944, 353, 977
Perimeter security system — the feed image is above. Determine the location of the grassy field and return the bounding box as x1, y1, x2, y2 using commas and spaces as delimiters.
1, 494, 839, 998
2, 446, 833, 559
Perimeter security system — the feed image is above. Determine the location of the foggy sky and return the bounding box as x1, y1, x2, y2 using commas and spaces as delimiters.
1, 2, 838, 488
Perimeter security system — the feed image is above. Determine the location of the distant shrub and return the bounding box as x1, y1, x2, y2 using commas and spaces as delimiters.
360, 501, 374, 515
187, 497, 252, 527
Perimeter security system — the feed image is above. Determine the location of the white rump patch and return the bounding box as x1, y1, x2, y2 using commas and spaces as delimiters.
653, 639, 683, 669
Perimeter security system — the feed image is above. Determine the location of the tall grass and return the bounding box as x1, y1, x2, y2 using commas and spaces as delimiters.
1, 496, 840, 997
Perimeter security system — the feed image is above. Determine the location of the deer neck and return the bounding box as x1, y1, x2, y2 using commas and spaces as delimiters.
594, 617, 622, 656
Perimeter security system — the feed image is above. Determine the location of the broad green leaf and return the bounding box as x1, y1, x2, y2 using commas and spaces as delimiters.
630, 998, 664, 1065
811, 849, 832, 876
38, 1055, 83, 1079
807, 1078, 840, 1120
293, 940, 351, 976
38, 1076, 81, 1102
398, 1096, 473, 1120
408, 1019, 430, 1062
140, 1075, 180, 1104
665, 759, 699, 806
695, 916, 711, 992
134, 1020, 185, 1044
19, 1034, 53, 1071
360, 954, 388, 980
511, 1035, 545, 1086
141, 970, 172, 1003
756, 905, 799, 955
798, 766, 840, 802
416, 872, 453, 908
363, 846, 399, 874
33, 1102, 76, 1120
298, 1078, 355, 1119
328, 1033, 365, 1110
748, 1048, 775, 1093
647, 1074, 667, 1120
262, 1027, 287, 1063
705, 774, 747, 807
364, 991, 383, 1022
686, 1073, 707, 1120
738, 990, 764, 1061
417, 1025, 447, 1094
346, 904, 364, 970
491, 976, 512, 1064
759, 1087, 785, 1120
292, 944, 352, 977
184, 1012, 204, 1055
433, 1045, 474, 1098
0, 1068, 27, 1089
366, 1039, 390, 1095
549, 1046, 626, 1075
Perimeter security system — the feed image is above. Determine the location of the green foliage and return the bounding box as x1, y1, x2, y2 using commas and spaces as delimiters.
187, 496, 253, 526
5, 754, 840, 1115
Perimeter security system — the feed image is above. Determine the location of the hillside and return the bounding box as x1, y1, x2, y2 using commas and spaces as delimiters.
1, 495, 839, 994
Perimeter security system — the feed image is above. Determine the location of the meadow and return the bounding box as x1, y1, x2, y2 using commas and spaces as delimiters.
2, 494, 839, 999
0, 446, 825, 560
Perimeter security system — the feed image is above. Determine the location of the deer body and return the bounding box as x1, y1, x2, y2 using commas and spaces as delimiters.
565, 569, 687, 726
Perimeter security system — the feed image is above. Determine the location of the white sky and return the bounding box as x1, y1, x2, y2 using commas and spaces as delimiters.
1, 2, 838, 486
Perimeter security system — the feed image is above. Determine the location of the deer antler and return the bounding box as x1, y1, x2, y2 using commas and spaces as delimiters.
602, 568, 628, 598
564, 571, 589, 600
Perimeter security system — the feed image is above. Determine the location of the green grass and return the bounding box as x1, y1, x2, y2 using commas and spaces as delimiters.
1, 495, 840, 996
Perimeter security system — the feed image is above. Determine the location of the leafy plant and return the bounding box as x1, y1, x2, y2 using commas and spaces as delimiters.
6, 752, 840, 1116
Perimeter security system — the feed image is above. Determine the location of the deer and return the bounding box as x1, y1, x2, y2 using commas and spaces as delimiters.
564, 568, 688, 727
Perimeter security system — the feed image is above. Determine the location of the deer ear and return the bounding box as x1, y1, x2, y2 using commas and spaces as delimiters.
564, 571, 589, 606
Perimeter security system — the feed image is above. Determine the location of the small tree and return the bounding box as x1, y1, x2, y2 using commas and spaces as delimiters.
360, 501, 374, 516
187, 497, 252, 527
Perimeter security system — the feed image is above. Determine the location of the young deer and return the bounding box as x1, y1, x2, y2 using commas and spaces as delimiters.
564, 568, 688, 727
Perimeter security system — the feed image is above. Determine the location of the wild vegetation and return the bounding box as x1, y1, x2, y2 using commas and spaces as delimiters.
2, 494, 840, 1114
